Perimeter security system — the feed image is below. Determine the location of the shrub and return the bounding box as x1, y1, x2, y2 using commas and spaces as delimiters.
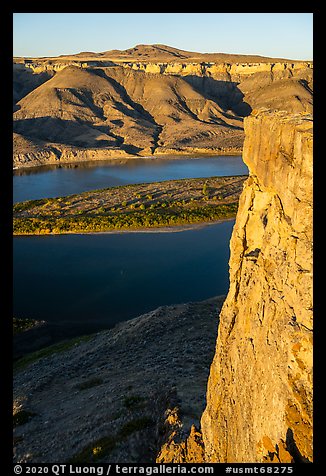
76, 377, 103, 391
68, 436, 116, 463
123, 395, 145, 410
13, 317, 39, 335
13, 410, 36, 427
119, 417, 154, 438
202, 181, 209, 196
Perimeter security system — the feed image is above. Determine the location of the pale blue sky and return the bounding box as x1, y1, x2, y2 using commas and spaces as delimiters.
13, 13, 313, 60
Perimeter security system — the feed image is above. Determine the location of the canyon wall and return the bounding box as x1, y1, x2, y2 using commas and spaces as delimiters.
201, 109, 313, 463
17, 59, 312, 81
13, 55, 313, 169
123, 61, 312, 85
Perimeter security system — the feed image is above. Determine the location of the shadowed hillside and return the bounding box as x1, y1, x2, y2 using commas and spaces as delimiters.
13, 44, 313, 168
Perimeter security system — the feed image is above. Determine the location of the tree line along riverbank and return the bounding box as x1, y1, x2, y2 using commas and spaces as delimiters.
13, 175, 246, 235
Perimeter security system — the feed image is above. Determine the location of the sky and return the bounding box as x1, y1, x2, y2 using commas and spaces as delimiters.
13, 13, 313, 60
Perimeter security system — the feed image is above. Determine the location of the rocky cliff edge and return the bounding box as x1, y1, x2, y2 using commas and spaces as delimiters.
201, 109, 313, 462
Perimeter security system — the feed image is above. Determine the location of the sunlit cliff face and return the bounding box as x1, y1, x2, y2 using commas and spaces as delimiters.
201, 109, 313, 463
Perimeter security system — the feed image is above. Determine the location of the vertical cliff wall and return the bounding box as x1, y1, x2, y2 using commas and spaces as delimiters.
201, 109, 313, 463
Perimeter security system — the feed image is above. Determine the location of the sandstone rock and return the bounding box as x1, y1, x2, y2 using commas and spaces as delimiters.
201, 109, 313, 462
156, 424, 205, 463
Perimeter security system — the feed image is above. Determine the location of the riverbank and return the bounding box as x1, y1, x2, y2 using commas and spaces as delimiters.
13, 149, 244, 171
13, 175, 246, 235
13, 295, 224, 463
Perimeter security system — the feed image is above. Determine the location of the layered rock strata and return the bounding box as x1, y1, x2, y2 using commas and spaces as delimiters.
201, 109, 313, 462
17, 59, 312, 80
13, 46, 313, 169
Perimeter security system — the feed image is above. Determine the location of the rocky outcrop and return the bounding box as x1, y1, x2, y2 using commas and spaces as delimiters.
124, 60, 312, 81
17, 60, 116, 74
18, 59, 312, 80
157, 423, 205, 463
201, 109, 313, 462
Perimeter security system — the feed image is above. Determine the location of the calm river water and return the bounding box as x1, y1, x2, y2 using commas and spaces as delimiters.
13, 221, 234, 327
13, 156, 248, 203
13, 156, 247, 330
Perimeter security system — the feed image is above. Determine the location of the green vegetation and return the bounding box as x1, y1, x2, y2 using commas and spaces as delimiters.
76, 377, 103, 391
13, 203, 238, 235
14, 335, 93, 373
13, 436, 24, 445
67, 389, 153, 463
123, 395, 145, 410
13, 410, 36, 427
119, 416, 154, 438
202, 181, 209, 196
13, 176, 245, 235
13, 317, 40, 335
67, 416, 154, 463
68, 435, 117, 463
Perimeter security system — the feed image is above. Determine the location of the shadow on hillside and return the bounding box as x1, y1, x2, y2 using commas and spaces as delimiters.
13, 319, 111, 361
94, 67, 251, 123
13, 116, 141, 155
13, 64, 54, 103
13, 116, 116, 148
91, 68, 160, 126
182, 76, 252, 117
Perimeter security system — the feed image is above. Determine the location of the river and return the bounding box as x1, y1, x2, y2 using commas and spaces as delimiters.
13, 156, 248, 203
13, 156, 247, 331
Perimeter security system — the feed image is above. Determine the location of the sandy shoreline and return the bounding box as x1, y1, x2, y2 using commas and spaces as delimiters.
79, 218, 235, 235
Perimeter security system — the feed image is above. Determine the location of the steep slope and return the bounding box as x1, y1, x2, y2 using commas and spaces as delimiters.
13, 63, 55, 106
13, 45, 313, 168
101, 67, 244, 152
201, 109, 313, 462
13, 66, 158, 153
13, 297, 223, 463
13, 64, 245, 166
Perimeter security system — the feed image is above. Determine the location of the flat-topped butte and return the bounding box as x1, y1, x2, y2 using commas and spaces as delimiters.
13, 175, 246, 235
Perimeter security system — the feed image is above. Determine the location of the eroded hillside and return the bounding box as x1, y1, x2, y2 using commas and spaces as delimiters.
13, 45, 313, 168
